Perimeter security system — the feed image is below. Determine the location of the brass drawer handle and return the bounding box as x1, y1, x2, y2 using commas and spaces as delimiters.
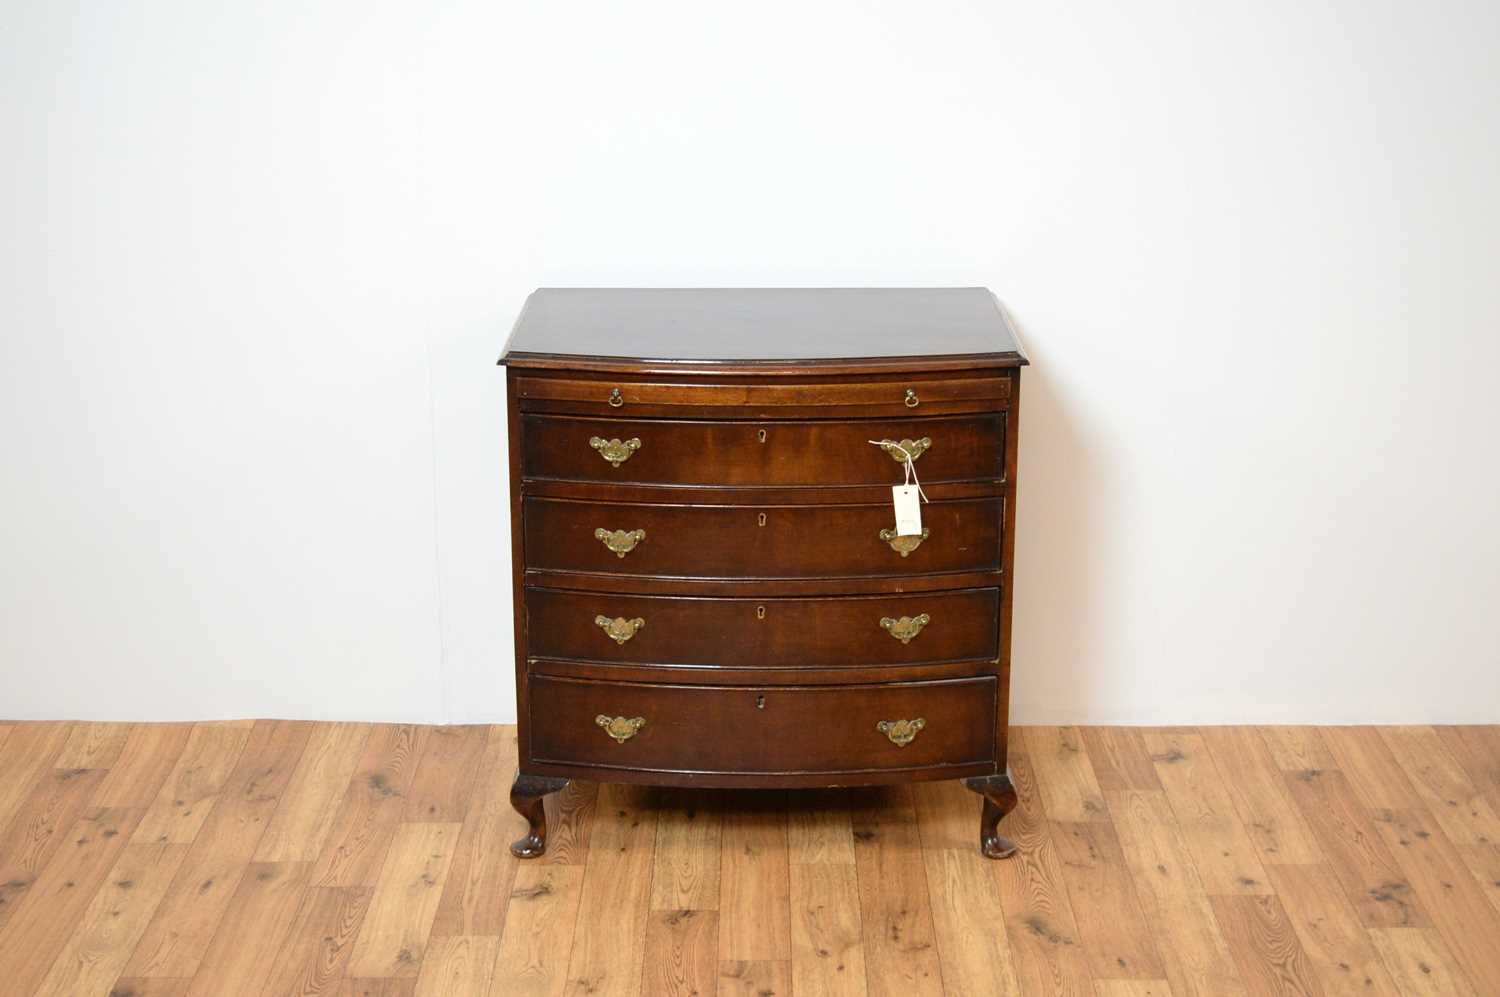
877, 437, 931, 463
596, 715, 645, 743
878, 527, 930, 556
594, 615, 645, 644
880, 613, 931, 644
589, 436, 641, 467
904, 388, 919, 408
608, 387, 624, 407
594, 528, 645, 558
877, 718, 926, 747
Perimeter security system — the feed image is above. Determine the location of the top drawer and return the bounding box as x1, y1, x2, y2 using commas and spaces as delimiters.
522, 413, 1004, 488
513, 374, 1011, 419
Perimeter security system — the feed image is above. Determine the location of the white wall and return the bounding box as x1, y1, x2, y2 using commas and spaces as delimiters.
3, 0, 1498, 724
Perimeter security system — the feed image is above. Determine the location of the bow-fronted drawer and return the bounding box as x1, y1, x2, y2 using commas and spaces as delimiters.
526, 675, 997, 779
520, 413, 1004, 488
525, 587, 1000, 670
522, 496, 1003, 581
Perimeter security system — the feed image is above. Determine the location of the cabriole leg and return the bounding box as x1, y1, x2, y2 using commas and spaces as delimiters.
509, 772, 570, 858
963, 771, 1019, 859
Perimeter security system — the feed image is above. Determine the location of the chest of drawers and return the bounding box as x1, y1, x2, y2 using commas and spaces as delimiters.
499, 288, 1026, 859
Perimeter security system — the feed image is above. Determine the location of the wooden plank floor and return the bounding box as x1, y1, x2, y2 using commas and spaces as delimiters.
0, 723, 1496, 996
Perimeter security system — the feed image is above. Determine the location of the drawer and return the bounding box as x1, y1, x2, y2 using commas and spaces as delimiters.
526, 587, 999, 668
521, 413, 1004, 487
523, 496, 1003, 579
527, 675, 996, 775
514, 374, 1011, 418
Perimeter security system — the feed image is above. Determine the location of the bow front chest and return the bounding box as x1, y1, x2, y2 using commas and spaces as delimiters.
500, 288, 1027, 858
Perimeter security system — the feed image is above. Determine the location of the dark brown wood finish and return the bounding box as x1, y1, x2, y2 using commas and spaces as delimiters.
965, 771, 1020, 858
527, 676, 997, 777
528, 656, 999, 688
499, 287, 1026, 858
523, 497, 1004, 578
509, 773, 569, 858
523, 477, 1006, 506
501, 287, 1026, 369
514, 371, 1011, 413
520, 412, 1005, 486
526, 568, 1007, 599
525, 587, 1000, 668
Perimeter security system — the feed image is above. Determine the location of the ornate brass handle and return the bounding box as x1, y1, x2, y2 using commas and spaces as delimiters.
877, 437, 931, 463
596, 715, 645, 743
880, 613, 931, 644
594, 528, 645, 558
904, 388, 919, 408
594, 615, 645, 644
608, 387, 624, 407
877, 718, 926, 746
878, 527, 930, 557
589, 436, 641, 467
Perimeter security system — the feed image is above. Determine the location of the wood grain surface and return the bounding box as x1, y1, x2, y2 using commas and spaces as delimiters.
0, 721, 1495, 995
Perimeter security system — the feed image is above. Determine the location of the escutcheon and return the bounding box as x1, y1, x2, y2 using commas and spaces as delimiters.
594, 615, 645, 644
878, 527, 930, 556
589, 436, 641, 467
594, 527, 646, 558
879, 613, 931, 644
876, 718, 926, 747
595, 715, 646, 743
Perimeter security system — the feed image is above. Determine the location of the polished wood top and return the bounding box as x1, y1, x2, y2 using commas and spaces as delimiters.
500, 288, 1026, 374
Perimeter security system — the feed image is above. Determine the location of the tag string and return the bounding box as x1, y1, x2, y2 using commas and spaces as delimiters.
868, 440, 929, 502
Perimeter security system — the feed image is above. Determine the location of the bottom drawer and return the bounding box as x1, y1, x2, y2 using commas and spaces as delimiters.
527, 675, 996, 776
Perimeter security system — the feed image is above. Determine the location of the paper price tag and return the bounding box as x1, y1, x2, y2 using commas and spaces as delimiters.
892, 484, 923, 536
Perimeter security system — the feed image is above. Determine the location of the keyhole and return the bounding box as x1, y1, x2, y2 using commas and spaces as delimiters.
757, 428, 767, 443
755, 695, 765, 710
757, 512, 767, 527
756, 605, 766, 620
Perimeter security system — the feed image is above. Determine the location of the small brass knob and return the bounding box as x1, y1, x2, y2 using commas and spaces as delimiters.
904, 388, 919, 408
608, 387, 624, 407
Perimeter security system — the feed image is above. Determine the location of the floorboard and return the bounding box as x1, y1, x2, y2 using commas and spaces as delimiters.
563, 782, 658, 997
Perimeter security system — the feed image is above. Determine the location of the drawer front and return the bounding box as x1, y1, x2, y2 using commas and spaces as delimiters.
526, 587, 999, 668
514, 374, 1010, 418
521, 414, 1003, 487
527, 675, 996, 774
523, 497, 1003, 579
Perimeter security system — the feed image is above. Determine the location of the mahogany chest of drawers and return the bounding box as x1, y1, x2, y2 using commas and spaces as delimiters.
499, 288, 1026, 858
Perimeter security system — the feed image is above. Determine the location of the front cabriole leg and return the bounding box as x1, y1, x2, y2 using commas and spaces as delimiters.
963, 771, 1019, 859
509, 772, 570, 858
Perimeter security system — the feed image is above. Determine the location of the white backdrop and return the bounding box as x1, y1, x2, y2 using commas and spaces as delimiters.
3, 0, 1498, 724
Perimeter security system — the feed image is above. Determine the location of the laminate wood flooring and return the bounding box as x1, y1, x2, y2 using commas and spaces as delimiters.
1, 722, 1496, 995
